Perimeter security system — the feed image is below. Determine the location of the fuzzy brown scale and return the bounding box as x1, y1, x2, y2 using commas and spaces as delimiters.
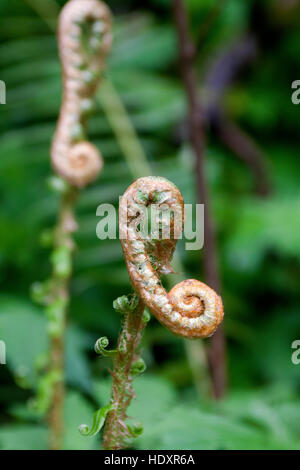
51, 0, 112, 187
120, 177, 224, 339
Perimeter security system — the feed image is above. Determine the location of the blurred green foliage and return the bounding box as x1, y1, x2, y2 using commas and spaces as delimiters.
0, 0, 299, 450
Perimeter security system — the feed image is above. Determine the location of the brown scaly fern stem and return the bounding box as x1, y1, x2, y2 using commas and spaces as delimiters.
47, 0, 112, 449
102, 177, 224, 449
102, 299, 146, 450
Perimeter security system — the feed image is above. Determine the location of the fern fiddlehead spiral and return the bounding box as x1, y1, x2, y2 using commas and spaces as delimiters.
120, 176, 224, 339
83, 177, 224, 449
51, 0, 112, 187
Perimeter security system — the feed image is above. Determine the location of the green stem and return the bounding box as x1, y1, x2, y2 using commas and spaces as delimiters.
48, 187, 78, 450
24, 0, 59, 29
98, 78, 151, 178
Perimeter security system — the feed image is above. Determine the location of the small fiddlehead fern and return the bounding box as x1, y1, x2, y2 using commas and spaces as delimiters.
119, 176, 224, 339
79, 295, 146, 449
51, 0, 112, 187
79, 404, 114, 437
94, 337, 118, 357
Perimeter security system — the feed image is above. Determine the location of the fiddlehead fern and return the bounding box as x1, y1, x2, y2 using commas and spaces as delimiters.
98, 177, 224, 450
94, 337, 118, 357
51, 0, 112, 187
119, 176, 224, 339
79, 404, 114, 437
